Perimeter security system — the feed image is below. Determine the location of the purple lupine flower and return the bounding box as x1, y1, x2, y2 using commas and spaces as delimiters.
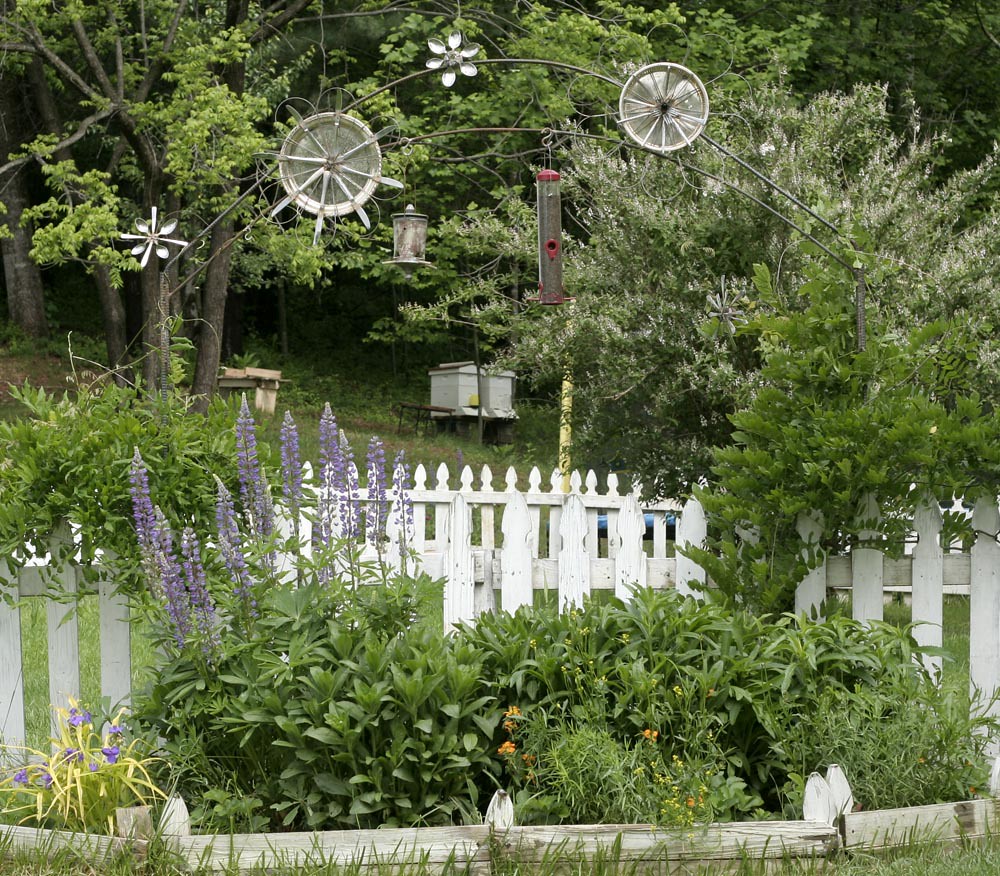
235, 395, 274, 545
280, 411, 303, 513
216, 478, 257, 621
13, 769, 27, 786
316, 404, 342, 549
365, 436, 388, 546
391, 450, 415, 549
153, 509, 192, 648
339, 433, 362, 544
129, 449, 157, 552
102, 746, 120, 765
180, 527, 220, 660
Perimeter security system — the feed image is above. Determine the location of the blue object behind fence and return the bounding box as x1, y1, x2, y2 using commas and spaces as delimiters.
596, 511, 675, 540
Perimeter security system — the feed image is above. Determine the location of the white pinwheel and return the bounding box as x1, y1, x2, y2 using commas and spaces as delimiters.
426, 31, 481, 87
120, 207, 188, 268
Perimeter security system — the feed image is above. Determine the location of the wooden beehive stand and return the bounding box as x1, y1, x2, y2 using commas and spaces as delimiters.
216, 367, 283, 416
3, 770, 1000, 873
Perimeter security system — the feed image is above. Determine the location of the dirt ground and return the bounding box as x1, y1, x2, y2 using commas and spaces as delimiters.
0, 352, 74, 402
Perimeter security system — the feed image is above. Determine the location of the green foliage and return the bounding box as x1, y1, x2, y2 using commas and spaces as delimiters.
0, 381, 239, 585
138, 575, 502, 831
462, 589, 997, 817
686, 254, 1000, 614
0, 699, 164, 833
776, 678, 993, 813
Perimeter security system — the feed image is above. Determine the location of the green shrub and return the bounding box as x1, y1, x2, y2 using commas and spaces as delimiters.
0, 381, 239, 594
462, 589, 998, 818
138, 576, 501, 831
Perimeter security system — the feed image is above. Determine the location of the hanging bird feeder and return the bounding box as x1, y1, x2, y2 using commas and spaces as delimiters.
535, 169, 566, 305
384, 204, 432, 278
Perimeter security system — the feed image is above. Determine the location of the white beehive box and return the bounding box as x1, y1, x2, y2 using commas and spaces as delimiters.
428, 361, 516, 419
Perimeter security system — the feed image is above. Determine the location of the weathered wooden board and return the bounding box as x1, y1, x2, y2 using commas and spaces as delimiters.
499, 821, 839, 865
0, 823, 144, 864
175, 825, 491, 873
842, 798, 1000, 849
172, 821, 838, 874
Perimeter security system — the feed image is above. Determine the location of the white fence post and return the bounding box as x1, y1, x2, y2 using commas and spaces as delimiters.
99, 568, 132, 712
616, 494, 647, 600
675, 496, 707, 598
852, 494, 883, 623
0, 558, 25, 748
442, 494, 475, 632
969, 496, 1000, 724
558, 493, 590, 609
500, 491, 534, 612
795, 510, 826, 618
911, 494, 943, 678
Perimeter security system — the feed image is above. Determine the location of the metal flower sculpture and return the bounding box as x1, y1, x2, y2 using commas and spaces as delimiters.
120, 207, 188, 268
706, 277, 748, 336
426, 32, 480, 87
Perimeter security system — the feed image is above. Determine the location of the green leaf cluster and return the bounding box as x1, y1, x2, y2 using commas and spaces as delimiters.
0, 381, 239, 586
686, 255, 1000, 614
463, 588, 996, 817
138, 576, 501, 831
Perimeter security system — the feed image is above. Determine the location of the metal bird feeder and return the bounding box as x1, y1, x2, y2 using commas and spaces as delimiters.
384, 204, 432, 278
535, 169, 566, 305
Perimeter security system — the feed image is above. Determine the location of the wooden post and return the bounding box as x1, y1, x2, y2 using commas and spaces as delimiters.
616, 494, 647, 601
675, 496, 707, 598
558, 494, 589, 609
442, 494, 474, 632
911, 495, 944, 678
500, 491, 534, 612
851, 494, 883, 623
969, 495, 1000, 735
795, 510, 826, 619
0, 557, 25, 746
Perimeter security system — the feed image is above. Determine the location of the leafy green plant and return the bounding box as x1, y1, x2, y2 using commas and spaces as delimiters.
131, 405, 500, 831
0, 699, 164, 833
463, 589, 997, 819
686, 256, 1000, 614
0, 380, 240, 596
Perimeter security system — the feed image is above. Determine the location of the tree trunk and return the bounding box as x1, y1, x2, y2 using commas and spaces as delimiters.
190, 221, 235, 411
0, 74, 48, 338
93, 264, 132, 385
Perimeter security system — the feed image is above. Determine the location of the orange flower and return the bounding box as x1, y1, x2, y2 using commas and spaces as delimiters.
642, 729, 659, 741
498, 740, 516, 756
686, 797, 696, 808
504, 706, 522, 718
522, 753, 536, 766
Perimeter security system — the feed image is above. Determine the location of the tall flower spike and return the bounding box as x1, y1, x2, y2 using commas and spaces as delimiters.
426, 31, 481, 87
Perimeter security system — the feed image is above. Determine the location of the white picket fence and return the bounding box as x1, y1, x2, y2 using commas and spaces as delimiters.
0, 467, 997, 750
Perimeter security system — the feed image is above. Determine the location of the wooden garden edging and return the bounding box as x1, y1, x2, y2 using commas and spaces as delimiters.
167, 821, 838, 873
6, 803, 1000, 872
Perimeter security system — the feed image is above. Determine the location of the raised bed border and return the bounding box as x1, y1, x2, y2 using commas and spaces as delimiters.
2, 801, 995, 874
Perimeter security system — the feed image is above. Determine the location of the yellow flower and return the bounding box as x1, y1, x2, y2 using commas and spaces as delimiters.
672, 685, 683, 696
504, 705, 522, 718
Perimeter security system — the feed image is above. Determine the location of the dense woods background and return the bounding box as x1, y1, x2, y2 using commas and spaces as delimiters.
2, 0, 1000, 492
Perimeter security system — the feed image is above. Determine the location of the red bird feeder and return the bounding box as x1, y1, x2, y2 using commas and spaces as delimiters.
536, 169, 566, 305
